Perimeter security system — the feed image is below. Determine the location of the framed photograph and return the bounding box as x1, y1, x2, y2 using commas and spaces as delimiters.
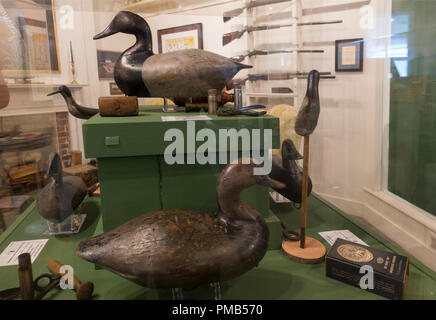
0, 0, 60, 73
335, 38, 364, 72
97, 50, 122, 80
158, 23, 203, 54
109, 82, 123, 95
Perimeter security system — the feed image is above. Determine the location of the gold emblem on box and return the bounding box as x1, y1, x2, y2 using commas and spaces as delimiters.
337, 244, 374, 263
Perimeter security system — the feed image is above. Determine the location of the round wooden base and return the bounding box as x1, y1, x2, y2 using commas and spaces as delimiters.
282, 237, 326, 264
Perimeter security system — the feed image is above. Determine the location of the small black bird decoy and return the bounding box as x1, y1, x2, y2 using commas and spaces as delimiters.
295, 70, 320, 136
36, 153, 87, 223
93, 11, 251, 99
76, 161, 285, 290
48, 86, 99, 120
269, 139, 312, 204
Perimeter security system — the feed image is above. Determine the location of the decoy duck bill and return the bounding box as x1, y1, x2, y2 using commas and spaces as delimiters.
47, 90, 61, 96
94, 23, 117, 40
257, 175, 286, 189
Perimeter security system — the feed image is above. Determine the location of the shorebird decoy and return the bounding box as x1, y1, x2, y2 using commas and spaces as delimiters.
48, 86, 99, 120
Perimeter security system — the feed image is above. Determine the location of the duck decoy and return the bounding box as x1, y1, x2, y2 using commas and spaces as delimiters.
36, 153, 87, 223
76, 161, 285, 289
269, 139, 312, 204
93, 11, 252, 100
295, 70, 320, 136
47, 86, 99, 120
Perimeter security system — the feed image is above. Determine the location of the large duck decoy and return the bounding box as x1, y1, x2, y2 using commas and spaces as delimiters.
48, 86, 99, 120
93, 11, 252, 99
77, 161, 285, 289
36, 153, 88, 223
295, 70, 320, 136
269, 139, 312, 204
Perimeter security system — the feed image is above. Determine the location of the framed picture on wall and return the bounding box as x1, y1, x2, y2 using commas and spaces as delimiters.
158, 23, 203, 54
335, 38, 364, 72
97, 50, 122, 79
0, 0, 60, 73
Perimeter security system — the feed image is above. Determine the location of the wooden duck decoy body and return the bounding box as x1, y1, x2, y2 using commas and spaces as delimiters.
77, 162, 284, 289
295, 70, 321, 136
48, 86, 99, 120
94, 11, 251, 99
269, 139, 312, 203
37, 153, 87, 223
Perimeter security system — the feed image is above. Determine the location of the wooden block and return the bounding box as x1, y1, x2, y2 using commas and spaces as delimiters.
98, 96, 139, 117
63, 164, 98, 187
0, 72, 9, 110
71, 151, 82, 166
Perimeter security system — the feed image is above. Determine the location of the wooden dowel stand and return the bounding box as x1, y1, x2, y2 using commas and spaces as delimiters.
281, 135, 326, 264
300, 136, 310, 249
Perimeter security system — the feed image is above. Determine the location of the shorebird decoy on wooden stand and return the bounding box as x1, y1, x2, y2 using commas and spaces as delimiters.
281, 70, 326, 264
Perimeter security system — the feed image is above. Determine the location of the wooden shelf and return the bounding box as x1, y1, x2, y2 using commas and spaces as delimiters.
6, 84, 87, 89
246, 92, 296, 98
0, 105, 68, 117
123, 0, 234, 16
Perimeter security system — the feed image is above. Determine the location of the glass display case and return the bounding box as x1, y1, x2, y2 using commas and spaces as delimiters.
0, 0, 435, 302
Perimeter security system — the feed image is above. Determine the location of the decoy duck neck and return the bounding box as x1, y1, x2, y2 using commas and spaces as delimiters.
124, 20, 153, 56
306, 70, 320, 102
216, 163, 265, 222
47, 154, 63, 187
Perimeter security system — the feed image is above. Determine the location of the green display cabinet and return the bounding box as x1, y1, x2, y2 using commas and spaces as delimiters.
83, 106, 283, 249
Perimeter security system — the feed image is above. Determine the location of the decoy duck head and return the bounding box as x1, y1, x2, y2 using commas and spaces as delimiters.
46, 153, 63, 186
307, 70, 320, 98
218, 160, 285, 193
94, 11, 151, 40
47, 85, 72, 99
282, 139, 303, 161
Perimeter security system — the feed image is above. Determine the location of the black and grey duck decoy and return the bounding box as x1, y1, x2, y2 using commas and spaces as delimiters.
269, 139, 312, 204
36, 153, 88, 223
76, 161, 285, 289
93, 11, 251, 99
48, 86, 99, 120
295, 70, 320, 136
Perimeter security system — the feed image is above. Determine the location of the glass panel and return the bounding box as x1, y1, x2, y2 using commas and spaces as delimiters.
389, 0, 436, 215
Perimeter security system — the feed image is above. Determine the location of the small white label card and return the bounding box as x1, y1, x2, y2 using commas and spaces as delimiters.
318, 230, 368, 247
269, 192, 291, 203
0, 239, 49, 267
162, 116, 211, 122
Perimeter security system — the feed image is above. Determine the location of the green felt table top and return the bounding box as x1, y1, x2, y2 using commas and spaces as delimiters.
83, 106, 280, 159
1, 195, 435, 300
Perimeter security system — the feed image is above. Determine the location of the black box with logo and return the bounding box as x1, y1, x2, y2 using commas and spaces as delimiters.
325, 238, 409, 300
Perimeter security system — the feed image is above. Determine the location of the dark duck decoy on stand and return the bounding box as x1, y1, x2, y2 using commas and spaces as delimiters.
37, 153, 88, 223
48, 86, 99, 120
295, 70, 321, 136
269, 139, 312, 204
76, 161, 285, 289
94, 11, 252, 99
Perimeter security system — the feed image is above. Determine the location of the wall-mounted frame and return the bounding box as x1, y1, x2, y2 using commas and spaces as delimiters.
158, 23, 203, 54
109, 82, 123, 95
97, 50, 122, 80
335, 38, 364, 72
0, 0, 61, 74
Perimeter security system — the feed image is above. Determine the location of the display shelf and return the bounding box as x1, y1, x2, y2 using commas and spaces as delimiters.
0, 195, 434, 300
123, 0, 234, 16
0, 105, 68, 117
6, 84, 87, 89
246, 92, 297, 98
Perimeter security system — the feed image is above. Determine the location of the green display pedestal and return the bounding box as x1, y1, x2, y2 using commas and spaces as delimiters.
83, 106, 282, 248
